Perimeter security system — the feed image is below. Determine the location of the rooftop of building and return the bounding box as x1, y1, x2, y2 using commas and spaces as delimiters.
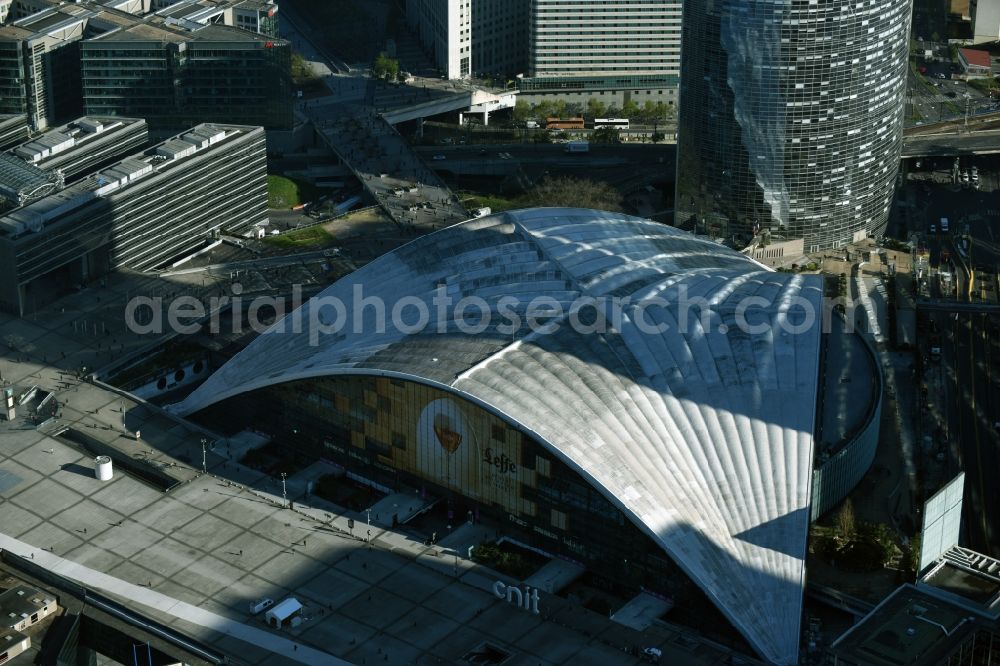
10, 116, 147, 169
0, 123, 260, 240
830, 583, 989, 666
921, 547, 1000, 614
156, 0, 226, 22
0, 153, 57, 208
0, 585, 55, 628
88, 17, 282, 43
0, 626, 30, 660
0, 4, 94, 39
960, 47, 992, 68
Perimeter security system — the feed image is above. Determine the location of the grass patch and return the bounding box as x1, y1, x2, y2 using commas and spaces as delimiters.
262, 225, 334, 249
459, 193, 520, 213
291, 53, 322, 87
268, 175, 304, 209
472, 541, 547, 579
968, 77, 1000, 96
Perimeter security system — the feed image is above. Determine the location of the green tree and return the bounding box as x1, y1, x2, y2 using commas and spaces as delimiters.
621, 99, 640, 119
587, 98, 608, 118
641, 100, 658, 122
291, 53, 319, 86
534, 100, 557, 120
512, 99, 531, 124
564, 102, 583, 117
591, 126, 621, 144
373, 52, 400, 82
655, 101, 673, 119
533, 129, 553, 144
650, 131, 664, 144
552, 99, 568, 119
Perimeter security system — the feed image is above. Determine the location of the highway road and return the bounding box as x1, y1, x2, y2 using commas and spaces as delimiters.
413, 144, 676, 177
902, 129, 1000, 158
939, 309, 1000, 557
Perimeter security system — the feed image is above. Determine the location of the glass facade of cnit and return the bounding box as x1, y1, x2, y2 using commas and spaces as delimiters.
675, 0, 911, 251
195, 375, 751, 652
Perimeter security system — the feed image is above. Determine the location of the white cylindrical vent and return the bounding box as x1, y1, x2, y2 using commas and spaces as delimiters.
95, 456, 113, 482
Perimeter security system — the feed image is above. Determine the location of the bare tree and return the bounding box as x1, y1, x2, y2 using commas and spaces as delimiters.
835, 498, 857, 542
518, 176, 624, 213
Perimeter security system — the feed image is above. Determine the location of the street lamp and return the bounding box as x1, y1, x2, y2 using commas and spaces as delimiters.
280, 472, 288, 507
200, 438, 207, 473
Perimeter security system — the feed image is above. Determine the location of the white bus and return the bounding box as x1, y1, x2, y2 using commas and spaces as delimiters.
594, 118, 630, 130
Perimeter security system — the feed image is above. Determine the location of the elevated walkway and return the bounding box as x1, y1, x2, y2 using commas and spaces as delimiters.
611, 591, 675, 631
310, 104, 468, 231
523, 558, 585, 594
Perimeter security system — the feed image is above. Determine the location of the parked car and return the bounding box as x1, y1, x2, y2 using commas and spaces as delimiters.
433, 154, 446, 161
249, 598, 274, 615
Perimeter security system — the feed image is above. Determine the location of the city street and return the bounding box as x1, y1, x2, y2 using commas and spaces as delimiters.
937, 310, 1000, 557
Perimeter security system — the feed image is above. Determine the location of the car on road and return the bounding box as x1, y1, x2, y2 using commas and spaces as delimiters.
946, 91, 957, 98
432, 154, 446, 161
938, 73, 947, 79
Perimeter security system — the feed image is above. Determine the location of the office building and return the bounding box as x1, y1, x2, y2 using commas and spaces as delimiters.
0, 585, 57, 633
521, 0, 682, 106
153, 0, 280, 38
470, 0, 527, 79
0, 123, 266, 315
971, 0, 1000, 44
0, 0, 55, 24
0, 113, 28, 149
675, 0, 912, 251
81, 21, 292, 129
405, 0, 472, 79
9, 115, 147, 182
831, 547, 1000, 665
175, 208, 884, 665
0, 0, 286, 131
406, 0, 680, 106
405, 0, 528, 80
0, 5, 95, 130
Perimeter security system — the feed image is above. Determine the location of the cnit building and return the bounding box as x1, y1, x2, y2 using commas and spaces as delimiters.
175, 208, 883, 664
675, 0, 912, 251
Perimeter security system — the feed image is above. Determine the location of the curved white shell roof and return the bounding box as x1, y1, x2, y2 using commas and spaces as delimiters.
174, 208, 823, 664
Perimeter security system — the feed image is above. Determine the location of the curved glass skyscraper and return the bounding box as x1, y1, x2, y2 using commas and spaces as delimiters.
675, 0, 911, 251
